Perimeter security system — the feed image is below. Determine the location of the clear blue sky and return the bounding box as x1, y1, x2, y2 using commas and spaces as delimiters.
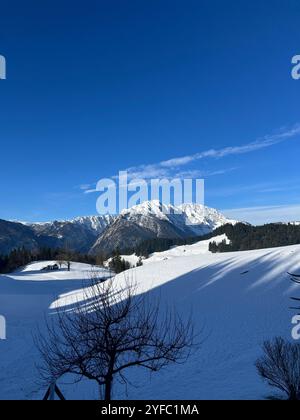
1, 0, 300, 223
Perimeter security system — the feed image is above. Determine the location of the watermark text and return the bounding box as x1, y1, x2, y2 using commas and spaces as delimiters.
292, 315, 300, 341
0, 55, 6, 80
96, 171, 204, 215
291, 55, 300, 80
0, 315, 6, 340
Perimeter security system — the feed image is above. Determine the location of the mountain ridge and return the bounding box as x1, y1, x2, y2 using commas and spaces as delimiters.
0, 202, 237, 255
90, 201, 237, 255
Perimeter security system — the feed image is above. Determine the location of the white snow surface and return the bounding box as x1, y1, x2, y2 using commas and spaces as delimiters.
115, 234, 229, 267
1, 244, 300, 400
105, 254, 142, 268
105, 234, 228, 268
146, 234, 230, 263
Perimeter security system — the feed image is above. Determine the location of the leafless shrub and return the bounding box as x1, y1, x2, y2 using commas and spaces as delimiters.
256, 337, 300, 400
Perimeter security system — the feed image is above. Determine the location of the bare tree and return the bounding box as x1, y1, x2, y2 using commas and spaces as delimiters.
56, 242, 73, 271
36, 275, 195, 400
56, 256, 65, 270
56, 249, 72, 271
256, 337, 300, 400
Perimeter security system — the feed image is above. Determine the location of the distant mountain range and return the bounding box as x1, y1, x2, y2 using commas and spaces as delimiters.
90, 201, 237, 255
0, 201, 237, 256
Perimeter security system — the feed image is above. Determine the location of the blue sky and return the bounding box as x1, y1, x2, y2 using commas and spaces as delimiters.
0, 0, 300, 224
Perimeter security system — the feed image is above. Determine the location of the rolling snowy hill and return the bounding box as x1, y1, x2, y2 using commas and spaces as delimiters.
1, 240, 300, 400
114, 234, 230, 267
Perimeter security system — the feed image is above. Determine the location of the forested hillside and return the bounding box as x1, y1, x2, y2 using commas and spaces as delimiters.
209, 223, 300, 252
129, 223, 300, 256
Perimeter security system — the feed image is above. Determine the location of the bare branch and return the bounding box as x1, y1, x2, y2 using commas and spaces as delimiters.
256, 337, 300, 400
36, 273, 197, 400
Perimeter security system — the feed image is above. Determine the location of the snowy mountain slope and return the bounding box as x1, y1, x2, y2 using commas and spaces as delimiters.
90, 201, 237, 255
145, 233, 230, 263
0, 217, 114, 255
121, 200, 237, 233
177, 203, 237, 233
29, 215, 114, 236
28, 215, 114, 253
56, 245, 300, 400
114, 234, 230, 267
1, 244, 300, 399
90, 213, 187, 255
71, 215, 114, 233
0, 219, 40, 254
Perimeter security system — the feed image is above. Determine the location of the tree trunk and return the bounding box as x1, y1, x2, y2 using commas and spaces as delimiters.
288, 389, 298, 400
105, 377, 113, 401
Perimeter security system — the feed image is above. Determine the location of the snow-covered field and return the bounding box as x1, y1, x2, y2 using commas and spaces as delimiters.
116, 234, 229, 267
1, 242, 300, 400
0, 262, 110, 400
145, 233, 230, 263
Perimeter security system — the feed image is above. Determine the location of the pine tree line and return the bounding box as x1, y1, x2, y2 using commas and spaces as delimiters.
208, 223, 300, 253
123, 223, 300, 257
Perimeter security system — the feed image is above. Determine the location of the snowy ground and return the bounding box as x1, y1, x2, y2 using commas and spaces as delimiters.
145, 233, 229, 263
1, 243, 300, 400
0, 262, 110, 400
114, 234, 229, 267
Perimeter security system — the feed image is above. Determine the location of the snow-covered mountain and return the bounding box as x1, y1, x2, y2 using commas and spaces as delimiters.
71, 215, 115, 233
121, 200, 236, 230
0, 215, 114, 254
0, 219, 40, 255
90, 201, 237, 255
121, 200, 237, 234
27, 215, 115, 253
0, 202, 236, 255
28, 214, 114, 236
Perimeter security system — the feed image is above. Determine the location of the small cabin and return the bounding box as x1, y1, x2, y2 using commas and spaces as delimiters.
41, 264, 60, 272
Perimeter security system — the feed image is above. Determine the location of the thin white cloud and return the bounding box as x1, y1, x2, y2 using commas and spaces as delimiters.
222, 204, 300, 225
84, 188, 97, 194
82, 124, 300, 193
174, 167, 238, 179
79, 183, 95, 191
83, 167, 236, 194
125, 124, 300, 180
209, 180, 300, 198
